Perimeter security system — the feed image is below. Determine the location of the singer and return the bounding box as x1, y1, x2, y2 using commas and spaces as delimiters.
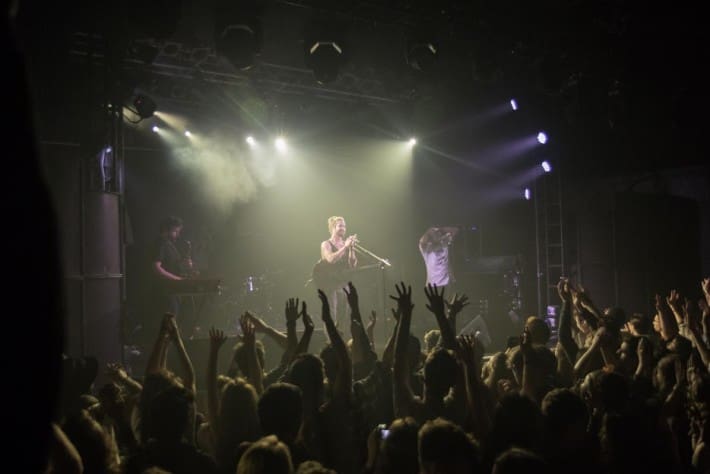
315, 215, 358, 327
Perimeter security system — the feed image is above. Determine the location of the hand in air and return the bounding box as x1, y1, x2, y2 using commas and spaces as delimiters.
424, 284, 446, 316
285, 298, 300, 324
446, 293, 470, 318
317, 289, 332, 322
300, 301, 314, 331
209, 327, 227, 351
367, 310, 377, 332
243, 312, 267, 332
240, 313, 256, 345
343, 281, 359, 309
389, 282, 414, 316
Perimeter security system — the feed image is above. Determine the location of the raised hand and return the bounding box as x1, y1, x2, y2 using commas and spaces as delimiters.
285, 298, 300, 324
243, 312, 268, 332
389, 282, 414, 316
446, 293, 470, 318
317, 289, 332, 322
301, 301, 314, 331
343, 281, 359, 310
240, 313, 256, 345
164, 313, 180, 341
208, 327, 227, 351
367, 310, 377, 333
557, 278, 572, 302
666, 289, 682, 312
106, 362, 128, 383
520, 326, 533, 355
702, 278, 710, 297
424, 283, 446, 316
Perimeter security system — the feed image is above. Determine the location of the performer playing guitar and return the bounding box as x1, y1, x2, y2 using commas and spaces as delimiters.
313, 215, 358, 327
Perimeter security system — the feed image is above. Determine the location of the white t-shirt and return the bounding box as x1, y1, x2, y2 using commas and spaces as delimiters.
421, 246, 450, 286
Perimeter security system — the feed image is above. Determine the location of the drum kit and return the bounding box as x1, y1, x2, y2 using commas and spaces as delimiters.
210, 270, 279, 332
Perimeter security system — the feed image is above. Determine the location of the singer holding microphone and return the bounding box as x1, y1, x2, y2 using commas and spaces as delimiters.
315, 215, 358, 328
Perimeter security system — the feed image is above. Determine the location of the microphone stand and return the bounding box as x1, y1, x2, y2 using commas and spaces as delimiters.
353, 243, 391, 340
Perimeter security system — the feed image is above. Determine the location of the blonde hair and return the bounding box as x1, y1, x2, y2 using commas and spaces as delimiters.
327, 216, 344, 233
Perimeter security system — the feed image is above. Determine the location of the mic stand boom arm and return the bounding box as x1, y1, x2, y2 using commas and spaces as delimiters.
353, 243, 391, 268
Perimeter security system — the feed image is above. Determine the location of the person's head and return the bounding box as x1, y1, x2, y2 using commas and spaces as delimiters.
296, 460, 336, 474
616, 335, 640, 376
418, 418, 480, 474
628, 313, 651, 335
143, 378, 194, 444
602, 307, 626, 333
489, 392, 542, 456
375, 417, 419, 474
423, 329, 441, 353
541, 388, 588, 445
218, 378, 261, 450
233, 340, 266, 376
236, 435, 294, 474
574, 309, 597, 335
159, 216, 183, 241
423, 348, 458, 399
492, 448, 547, 474
525, 317, 550, 346
327, 216, 346, 237
257, 383, 303, 444
286, 353, 325, 407
482, 351, 512, 384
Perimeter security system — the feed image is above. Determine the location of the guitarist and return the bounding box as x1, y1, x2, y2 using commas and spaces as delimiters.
317, 216, 358, 327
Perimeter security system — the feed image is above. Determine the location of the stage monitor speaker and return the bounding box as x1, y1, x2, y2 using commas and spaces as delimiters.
458, 315, 492, 349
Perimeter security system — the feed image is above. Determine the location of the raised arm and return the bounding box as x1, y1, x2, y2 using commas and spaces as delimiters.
318, 289, 352, 400
345, 282, 377, 371
145, 313, 171, 375
166, 315, 196, 395
240, 313, 264, 395
207, 327, 227, 439
656, 294, 679, 342
424, 284, 457, 351
244, 312, 288, 350
294, 302, 315, 356
445, 293, 470, 335
391, 282, 416, 417
556, 279, 578, 364
280, 298, 301, 366
455, 334, 491, 440
381, 308, 400, 369
366, 310, 377, 349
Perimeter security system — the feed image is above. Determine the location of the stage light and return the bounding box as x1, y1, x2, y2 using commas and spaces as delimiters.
524, 188, 531, 200
306, 40, 344, 84
541, 161, 552, 173
246, 136, 256, 146
537, 131, 548, 144
510, 99, 518, 111
184, 130, 191, 137
152, 125, 160, 133
133, 94, 157, 119
275, 137, 287, 152
406, 40, 438, 73
214, 3, 262, 70
408, 137, 417, 147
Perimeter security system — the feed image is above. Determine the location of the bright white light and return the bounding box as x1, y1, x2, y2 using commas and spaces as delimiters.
275, 137, 287, 152
184, 130, 191, 137
246, 136, 256, 146
510, 99, 518, 111
541, 161, 552, 173
105, 146, 112, 153
152, 126, 159, 133
524, 188, 531, 200
537, 131, 548, 144
408, 137, 417, 147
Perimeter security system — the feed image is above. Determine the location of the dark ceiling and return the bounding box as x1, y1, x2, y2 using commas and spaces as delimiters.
17, 0, 710, 178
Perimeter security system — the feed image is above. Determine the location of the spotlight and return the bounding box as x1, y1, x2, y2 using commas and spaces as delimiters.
133, 94, 157, 119
407, 137, 417, 147
246, 136, 256, 146
152, 125, 160, 133
406, 39, 438, 73
184, 130, 191, 137
275, 137, 287, 152
510, 99, 518, 111
537, 131, 548, 144
541, 161, 552, 173
214, 4, 263, 70
524, 188, 531, 200
306, 40, 344, 84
